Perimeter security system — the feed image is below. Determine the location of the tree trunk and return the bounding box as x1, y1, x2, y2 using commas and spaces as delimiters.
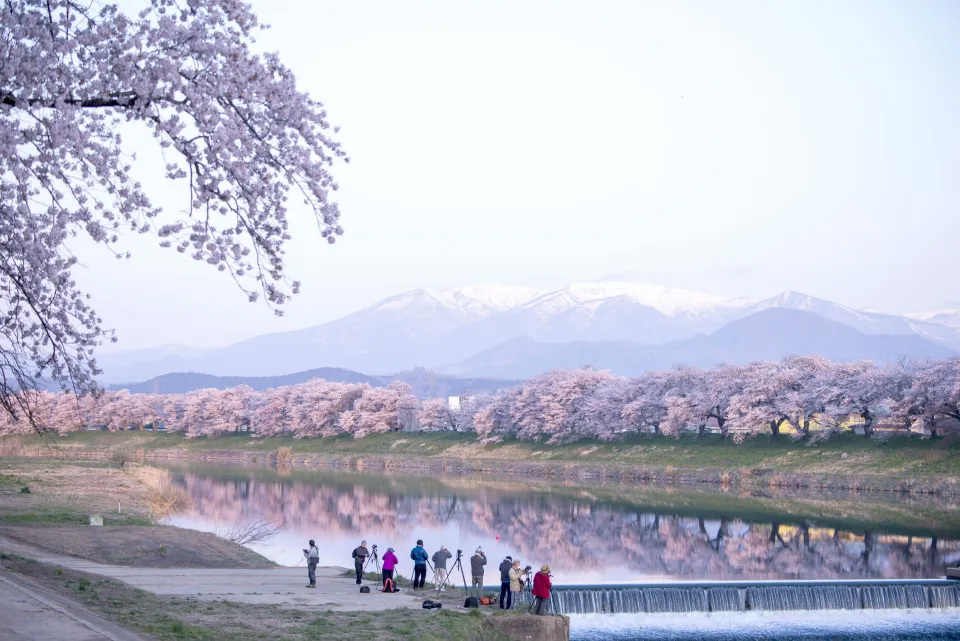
770, 419, 781, 441
861, 409, 874, 437
697, 423, 707, 438
717, 416, 728, 439
801, 416, 811, 438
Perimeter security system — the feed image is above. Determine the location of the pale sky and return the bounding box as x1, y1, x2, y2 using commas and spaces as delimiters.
77, 0, 960, 351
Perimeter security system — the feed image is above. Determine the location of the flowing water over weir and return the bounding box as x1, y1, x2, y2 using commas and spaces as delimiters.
517, 581, 960, 614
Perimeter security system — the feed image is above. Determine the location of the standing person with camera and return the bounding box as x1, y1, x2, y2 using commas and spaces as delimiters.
498, 555, 514, 609
302, 539, 319, 588
470, 547, 487, 598
531, 564, 553, 615
508, 560, 529, 609
351, 540, 369, 585
432, 545, 452, 589
410, 539, 429, 589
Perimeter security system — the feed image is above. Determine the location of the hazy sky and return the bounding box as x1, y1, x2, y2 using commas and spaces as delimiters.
78, 0, 960, 351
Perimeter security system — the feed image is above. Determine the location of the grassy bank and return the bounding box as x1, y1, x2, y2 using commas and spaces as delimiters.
4, 430, 959, 489
0, 459, 274, 568
0, 553, 504, 641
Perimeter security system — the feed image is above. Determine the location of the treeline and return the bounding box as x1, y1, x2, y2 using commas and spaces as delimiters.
1, 356, 958, 443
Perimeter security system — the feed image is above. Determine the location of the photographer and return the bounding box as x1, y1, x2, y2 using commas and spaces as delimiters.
470, 547, 487, 598
432, 545, 452, 589
302, 539, 319, 589
531, 564, 553, 615
498, 555, 514, 610
508, 559, 529, 609
351, 540, 369, 585
382, 547, 399, 588
410, 539, 428, 589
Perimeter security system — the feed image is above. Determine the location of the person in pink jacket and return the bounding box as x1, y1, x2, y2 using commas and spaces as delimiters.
382, 547, 399, 589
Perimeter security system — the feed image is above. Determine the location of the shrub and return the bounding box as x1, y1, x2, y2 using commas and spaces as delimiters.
276, 447, 294, 466
19, 486, 30, 494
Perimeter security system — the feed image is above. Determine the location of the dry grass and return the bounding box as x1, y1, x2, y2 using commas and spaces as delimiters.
131, 466, 191, 518
275, 447, 294, 466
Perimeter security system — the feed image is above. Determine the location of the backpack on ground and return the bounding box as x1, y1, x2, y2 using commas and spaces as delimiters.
382, 578, 398, 593
359, 585, 370, 593
464, 596, 479, 608
422, 600, 442, 610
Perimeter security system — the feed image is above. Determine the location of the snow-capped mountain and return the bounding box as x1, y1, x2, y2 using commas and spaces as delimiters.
97, 281, 960, 383
907, 310, 960, 330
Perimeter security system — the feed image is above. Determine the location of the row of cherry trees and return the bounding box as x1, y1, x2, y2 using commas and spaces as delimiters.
1, 357, 958, 442
471, 357, 960, 443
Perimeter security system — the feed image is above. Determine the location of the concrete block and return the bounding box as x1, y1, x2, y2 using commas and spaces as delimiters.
483, 613, 570, 641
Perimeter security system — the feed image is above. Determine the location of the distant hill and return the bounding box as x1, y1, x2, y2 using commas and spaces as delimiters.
446, 309, 958, 378
108, 367, 517, 400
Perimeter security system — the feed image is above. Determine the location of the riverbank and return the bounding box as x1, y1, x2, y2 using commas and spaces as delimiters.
4, 431, 959, 494
0, 459, 515, 640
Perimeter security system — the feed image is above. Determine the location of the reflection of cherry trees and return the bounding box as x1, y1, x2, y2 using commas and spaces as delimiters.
172, 473, 959, 580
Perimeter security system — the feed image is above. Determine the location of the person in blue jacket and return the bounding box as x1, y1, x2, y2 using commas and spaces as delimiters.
410, 539, 429, 589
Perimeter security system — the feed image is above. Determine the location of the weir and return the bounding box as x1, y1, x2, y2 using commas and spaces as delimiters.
514, 580, 960, 615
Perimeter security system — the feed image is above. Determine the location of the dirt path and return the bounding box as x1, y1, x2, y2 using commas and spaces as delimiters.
0, 569, 144, 641
0, 535, 426, 612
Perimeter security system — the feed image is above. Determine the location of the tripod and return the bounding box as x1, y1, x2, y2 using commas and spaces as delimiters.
434, 549, 469, 596
363, 545, 382, 586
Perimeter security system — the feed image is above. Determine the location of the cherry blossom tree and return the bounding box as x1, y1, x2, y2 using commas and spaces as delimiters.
892, 359, 960, 437
0, 0, 347, 427
339, 382, 418, 438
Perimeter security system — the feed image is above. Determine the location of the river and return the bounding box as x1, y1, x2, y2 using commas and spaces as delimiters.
161, 462, 960, 639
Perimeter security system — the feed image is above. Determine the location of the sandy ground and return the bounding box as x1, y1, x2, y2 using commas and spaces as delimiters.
0, 535, 426, 612
0, 570, 144, 641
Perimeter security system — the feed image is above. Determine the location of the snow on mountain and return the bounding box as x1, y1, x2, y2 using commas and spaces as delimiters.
370, 284, 542, 318
522, 282, 755, 318
907, 310, 960, 330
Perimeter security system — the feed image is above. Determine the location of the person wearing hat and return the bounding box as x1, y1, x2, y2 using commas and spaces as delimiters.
470, 547, 487, 598
508, 559, 528, 608
410, 539, 429, 589
382, 547, 399, 589
432, 545, 453, 589
498, 555, 514, 609
302, 539, 319, 588
531, 564, 553, 615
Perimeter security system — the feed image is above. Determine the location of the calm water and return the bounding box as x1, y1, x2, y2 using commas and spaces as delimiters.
162, 462, 960, 585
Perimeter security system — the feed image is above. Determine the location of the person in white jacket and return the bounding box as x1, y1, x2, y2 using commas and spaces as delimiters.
303, 539, 319, 588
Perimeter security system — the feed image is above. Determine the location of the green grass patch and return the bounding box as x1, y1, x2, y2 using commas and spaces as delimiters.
5, 430, 959, 481
0, 506, 152, 526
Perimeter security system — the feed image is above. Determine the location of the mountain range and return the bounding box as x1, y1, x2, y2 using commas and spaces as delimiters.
98, 281, 960, 385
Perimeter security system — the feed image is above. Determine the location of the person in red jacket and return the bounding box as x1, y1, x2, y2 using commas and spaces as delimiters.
531, 564, 552, 615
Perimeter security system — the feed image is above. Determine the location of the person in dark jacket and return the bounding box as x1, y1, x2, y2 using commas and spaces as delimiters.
531, 564, 552, 615
498, 555, 514, 609
470, 547, 487, 598
351, 540, 369, 585
432, 546, 453, 589
410, 539, 429, 589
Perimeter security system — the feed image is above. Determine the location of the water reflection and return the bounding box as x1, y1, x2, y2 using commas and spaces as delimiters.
163, 464, 960, 585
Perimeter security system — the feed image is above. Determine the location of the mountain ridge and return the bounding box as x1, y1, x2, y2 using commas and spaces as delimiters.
95, 281, 960, 383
